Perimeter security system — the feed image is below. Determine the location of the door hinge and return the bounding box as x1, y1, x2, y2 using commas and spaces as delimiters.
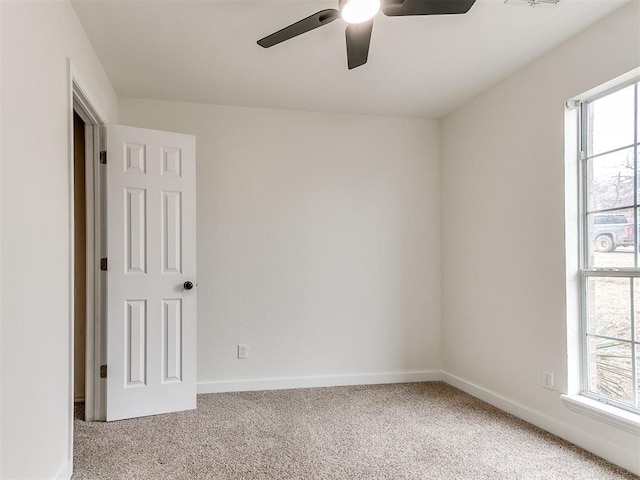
100, 257, 108, 271
100, 365, 107, 379
100, 150, 107, 165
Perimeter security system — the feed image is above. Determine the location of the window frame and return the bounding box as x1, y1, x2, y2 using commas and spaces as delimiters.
578, 78, 640, 416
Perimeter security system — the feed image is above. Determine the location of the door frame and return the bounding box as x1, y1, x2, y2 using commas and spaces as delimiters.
67, 59, 106, 469
71, 76, 106, 424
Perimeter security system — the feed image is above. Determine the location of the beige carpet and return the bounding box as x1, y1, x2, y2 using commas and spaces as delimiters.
73, 382, 638, 479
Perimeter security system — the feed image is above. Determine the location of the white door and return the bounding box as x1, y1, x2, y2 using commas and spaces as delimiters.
105, 125, 196, 421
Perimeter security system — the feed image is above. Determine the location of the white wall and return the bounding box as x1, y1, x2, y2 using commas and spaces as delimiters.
119, 99, 442, 389
441, 1, 640, 475
0, 1, 117, 478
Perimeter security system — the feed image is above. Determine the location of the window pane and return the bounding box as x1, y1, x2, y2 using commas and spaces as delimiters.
587, 208, 634, 267
587, 277, 631, 340
586, 147, 635, 212
587, 337, 633, 405
637, 350, 640, 408
587, 85, 635, 157
634, 279, 640, 342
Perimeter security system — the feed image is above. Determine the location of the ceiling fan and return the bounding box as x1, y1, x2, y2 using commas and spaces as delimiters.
257, 0, 477, 70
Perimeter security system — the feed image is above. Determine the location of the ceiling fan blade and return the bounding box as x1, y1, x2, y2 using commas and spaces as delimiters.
257, 9, 341, 48
345, 20, 373, 70
382, 0, 476, 16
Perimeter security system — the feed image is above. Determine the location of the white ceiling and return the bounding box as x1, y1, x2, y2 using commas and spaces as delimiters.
71, 0, 628, 118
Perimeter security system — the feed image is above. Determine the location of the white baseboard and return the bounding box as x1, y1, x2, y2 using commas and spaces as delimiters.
55, 460, 72, 480
441, 372, 640, 476
197, 371, 443, 394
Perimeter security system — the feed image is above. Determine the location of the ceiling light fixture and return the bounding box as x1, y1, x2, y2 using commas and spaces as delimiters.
341, 0, 381, 24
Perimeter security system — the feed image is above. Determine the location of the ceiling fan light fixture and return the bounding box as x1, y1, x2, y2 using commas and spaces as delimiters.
257, 0, 478, 69
341, 0, 381, 24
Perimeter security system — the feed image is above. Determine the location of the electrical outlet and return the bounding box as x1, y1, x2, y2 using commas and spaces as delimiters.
238, 344, 248, 359
542, 371, 554, 390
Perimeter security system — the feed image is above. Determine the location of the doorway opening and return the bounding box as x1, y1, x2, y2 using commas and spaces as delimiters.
73, 110, 87, 418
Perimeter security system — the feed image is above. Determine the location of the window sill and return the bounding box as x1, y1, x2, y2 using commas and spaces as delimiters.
561, 394, 640, 436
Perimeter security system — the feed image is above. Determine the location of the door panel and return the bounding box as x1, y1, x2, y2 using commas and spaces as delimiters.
125, 188, 146, 274
106, 125, 196, 421
162, 298, 183, 383
161, 191, 182, 273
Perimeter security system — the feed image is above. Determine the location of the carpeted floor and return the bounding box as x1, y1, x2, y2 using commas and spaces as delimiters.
73, 382, 638, 479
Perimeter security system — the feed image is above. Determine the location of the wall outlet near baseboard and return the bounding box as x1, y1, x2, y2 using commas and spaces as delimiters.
238, 344, 248, 359
542, 371, 554, 390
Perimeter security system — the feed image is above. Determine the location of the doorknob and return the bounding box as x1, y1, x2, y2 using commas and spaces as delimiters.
183, 281, 194, 290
